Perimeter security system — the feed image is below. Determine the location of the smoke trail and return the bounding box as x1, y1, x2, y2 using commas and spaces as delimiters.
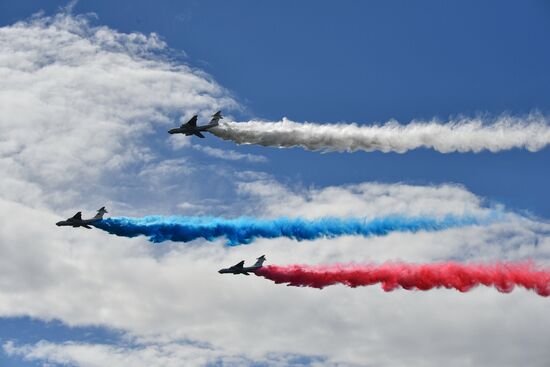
255, 262, 550, 296
93, 214, 487, 245
209, 115, 550, 153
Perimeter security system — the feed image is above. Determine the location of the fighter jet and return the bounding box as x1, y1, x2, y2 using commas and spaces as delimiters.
168, 111, 223, 138
56, 207, 108, 229
218, 255, 266, 275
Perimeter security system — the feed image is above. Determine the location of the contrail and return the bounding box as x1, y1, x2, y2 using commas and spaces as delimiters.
209, 114, 550, 153
93, 214, 488, 245
254, 262, 550, 296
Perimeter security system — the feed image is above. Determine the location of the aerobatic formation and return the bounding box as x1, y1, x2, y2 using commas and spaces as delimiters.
55, 111, 550, 296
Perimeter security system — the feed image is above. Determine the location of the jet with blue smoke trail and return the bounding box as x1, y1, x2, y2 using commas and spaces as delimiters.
56, 207, 108, 229
92, 214, 497, 245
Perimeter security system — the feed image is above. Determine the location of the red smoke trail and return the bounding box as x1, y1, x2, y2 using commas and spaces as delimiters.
254, 262, 550, 296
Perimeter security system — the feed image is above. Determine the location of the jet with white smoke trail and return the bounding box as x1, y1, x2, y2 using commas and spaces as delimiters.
168, 111, 223, 138
209, 114, 550, 153
92, 213, 496, 245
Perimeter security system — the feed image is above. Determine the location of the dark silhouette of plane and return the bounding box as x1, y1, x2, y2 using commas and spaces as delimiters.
168, 111, 223, 138
56, 207, 107, 229
218, 255, 266, 275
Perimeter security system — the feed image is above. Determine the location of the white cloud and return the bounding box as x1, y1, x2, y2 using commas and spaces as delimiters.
0, 12, 237, 210
3, 340, 330, 367
236, 179, 496, 219
191, 144, 268, 163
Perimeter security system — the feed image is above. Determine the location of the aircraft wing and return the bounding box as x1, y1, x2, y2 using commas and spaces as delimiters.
71, 212, 82, 221
82, 224, 92, 229
231, 260, 245, 270
194, 131, 205, 138
181, 115, 197, 128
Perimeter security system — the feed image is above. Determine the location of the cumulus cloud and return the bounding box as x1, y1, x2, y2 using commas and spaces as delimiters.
3, 340, 329, 367
0, 11, 237, 209
210, 114, 550, 153
1, 183, 550, 366
236, 180, 495, 219
191, 144, 268, 163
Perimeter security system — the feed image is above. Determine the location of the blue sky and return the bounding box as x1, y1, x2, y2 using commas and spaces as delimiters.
0, 318, 121, 367
2, 0, 549, 216
1, 1, 550, 366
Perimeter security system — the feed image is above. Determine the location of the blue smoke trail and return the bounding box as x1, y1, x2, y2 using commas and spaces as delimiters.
92, 214, 494, 246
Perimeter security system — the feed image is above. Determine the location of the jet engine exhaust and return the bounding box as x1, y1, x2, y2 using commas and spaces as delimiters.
254, 262, 550, 296
92, 214, 495, 245
209, 114, 550, 153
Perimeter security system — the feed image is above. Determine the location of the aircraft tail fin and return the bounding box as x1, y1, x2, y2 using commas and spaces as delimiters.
209, 111, 223, 126
253, 255, 266, 267
94, 206, 108, 219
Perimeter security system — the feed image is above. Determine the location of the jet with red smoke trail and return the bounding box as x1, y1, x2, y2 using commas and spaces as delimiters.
218, 255, 266, 275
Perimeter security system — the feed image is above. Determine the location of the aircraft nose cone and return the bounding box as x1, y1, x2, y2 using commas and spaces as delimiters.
55, 222, 62, 226
218, 270, 223, 274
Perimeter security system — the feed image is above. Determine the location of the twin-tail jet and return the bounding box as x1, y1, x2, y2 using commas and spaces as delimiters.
168, 111, 223, 138
56, 207, 108, 229
218, 255, 266, 275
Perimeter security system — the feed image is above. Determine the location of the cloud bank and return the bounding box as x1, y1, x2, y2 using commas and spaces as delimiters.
191, 145, 268, 163
0, 11, 237, 210
2, 184, 550, 366
210, 115, 550, 153
3, 340, 321, 367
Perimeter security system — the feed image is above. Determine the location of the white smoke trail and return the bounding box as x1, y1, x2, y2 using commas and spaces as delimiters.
209, 114, 550, 153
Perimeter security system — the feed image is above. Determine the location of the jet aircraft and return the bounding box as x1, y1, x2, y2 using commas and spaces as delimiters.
168, 111, 223, 138
56, 207, 108, 229
218, 255, 266, 275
